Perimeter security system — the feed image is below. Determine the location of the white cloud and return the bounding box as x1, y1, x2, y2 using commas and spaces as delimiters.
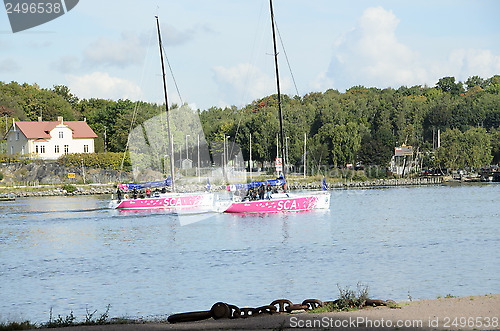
83, 32, 146, 68
327, 6, 500, 91
0, 58, 21, 73
161, 23, 196, 46
310, 71, 334, 92
51, 55, 80, 73
66, 72, 143, 101
448, 49, 500, 80
213, 63, 290, 106
328, 7, 427, 90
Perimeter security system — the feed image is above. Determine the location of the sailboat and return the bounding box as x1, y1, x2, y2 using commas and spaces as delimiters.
111, 176, 213, 210
111, 16, 214, 211
222, 0, 330, 213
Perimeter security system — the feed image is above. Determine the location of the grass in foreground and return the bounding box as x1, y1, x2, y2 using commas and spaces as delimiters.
309, 283, 400, 313
0, 305, 132, 330
309, 284, 370, 313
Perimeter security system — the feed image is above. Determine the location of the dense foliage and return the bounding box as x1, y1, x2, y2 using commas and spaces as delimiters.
58, 152, 131, 171
200, 75, 500, 171
1, 75, 499, 172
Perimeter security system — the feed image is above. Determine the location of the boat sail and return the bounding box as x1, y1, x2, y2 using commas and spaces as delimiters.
111, 16, 214, 211
223, 0, 330, 213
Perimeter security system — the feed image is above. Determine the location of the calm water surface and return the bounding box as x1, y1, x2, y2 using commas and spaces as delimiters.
0, 183, 499, 323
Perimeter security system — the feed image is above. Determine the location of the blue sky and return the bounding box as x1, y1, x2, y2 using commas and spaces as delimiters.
1, 0, 499, 110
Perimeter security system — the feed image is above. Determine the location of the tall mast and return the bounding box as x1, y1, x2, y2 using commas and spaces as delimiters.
156, 16, 175, 192
269, 0, 287, 185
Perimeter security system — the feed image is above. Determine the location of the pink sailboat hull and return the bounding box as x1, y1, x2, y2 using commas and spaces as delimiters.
113, 193, 213, 210
223, 192, 330, 213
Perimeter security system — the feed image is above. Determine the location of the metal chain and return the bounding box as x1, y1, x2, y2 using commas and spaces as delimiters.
167, 298, 324, 323
167, 297, 396, 324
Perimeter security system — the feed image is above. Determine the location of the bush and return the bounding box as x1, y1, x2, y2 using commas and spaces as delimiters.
0, 320, 35, 330
365, 165, 387, 179
58, 152, 131, 171
310, 284, 370, 313
62, 183, 77, 193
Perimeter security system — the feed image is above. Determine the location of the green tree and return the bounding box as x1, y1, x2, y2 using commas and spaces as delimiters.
438, 128, 492, 169
465, 76, 485, 90
357, 128, 395, 166
436, 76, 465, 95
490, 128, 500, 164
437, 128, 465, 169
463, 128, 492, 169
53, 85, 79, 109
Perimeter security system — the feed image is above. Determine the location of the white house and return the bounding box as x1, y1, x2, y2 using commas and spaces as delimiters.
5, 117, 98, 159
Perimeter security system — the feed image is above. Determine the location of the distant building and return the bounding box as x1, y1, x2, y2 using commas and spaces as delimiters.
4, 117, 97, 159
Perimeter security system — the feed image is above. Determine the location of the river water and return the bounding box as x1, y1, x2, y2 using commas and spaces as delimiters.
0, 183, 499, 323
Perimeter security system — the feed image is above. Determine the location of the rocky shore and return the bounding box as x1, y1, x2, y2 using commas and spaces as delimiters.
0, 175, 456, 200
289, 176, 444, 190
0, 183, 116, 199
0, 176, 451, 199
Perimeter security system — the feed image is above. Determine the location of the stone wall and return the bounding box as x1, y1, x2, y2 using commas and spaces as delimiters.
288, 176, 444, 190
0, 161, 132, 185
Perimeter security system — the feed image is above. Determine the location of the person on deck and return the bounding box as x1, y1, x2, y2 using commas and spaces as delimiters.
250, 188, 257, 200
146, 188, 151, 198
266, 183, 272, 199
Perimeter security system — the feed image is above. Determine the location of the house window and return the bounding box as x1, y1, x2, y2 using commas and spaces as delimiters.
21, 146, 25, 154
16, 132, 20, 140
10, 146, 14, 154
35, 145, 39, 153
64, 145, 69, 153
84, 145, 89, 153
55, 145, 60, 153
59, 131, 64, 138
40, 145, 45, 153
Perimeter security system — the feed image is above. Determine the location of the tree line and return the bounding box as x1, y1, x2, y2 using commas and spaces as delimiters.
1, 75, 499, 173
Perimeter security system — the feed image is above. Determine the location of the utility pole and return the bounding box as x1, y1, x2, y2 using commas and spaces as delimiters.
304, 132, 307, 178
249, 133, 252, 180
81, 158, 86, 184
197, 134, 200, 182
285, 136, 289, 174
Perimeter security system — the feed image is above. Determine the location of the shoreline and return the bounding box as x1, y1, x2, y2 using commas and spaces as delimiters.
57, 294, 500, 330
0, 176, 489, 199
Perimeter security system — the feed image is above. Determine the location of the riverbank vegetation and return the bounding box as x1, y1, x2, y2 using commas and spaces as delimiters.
1, 75, 499, 173
0, 305, 132, 330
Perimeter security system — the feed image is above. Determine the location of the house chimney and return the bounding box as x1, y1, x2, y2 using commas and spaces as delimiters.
38, 117, 42, 122
58, 116, 63, 124
84, 117, 86, 122
13, 118, 16, 131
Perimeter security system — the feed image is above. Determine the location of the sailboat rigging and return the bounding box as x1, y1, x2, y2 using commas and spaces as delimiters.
110, 16, 214, 211
156, 15, 176, 192
221, 0, 330, 213
269, 0, 287, 188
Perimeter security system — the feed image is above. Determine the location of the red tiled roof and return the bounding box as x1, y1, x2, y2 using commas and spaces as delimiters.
15, 121, 98, 139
